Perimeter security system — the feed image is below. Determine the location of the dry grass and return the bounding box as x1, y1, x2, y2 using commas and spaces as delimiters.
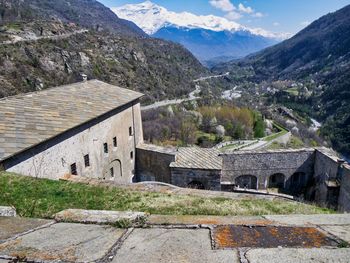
0, 172, 333, 218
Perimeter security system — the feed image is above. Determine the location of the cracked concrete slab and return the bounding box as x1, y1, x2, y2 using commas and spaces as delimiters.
264, 214, 350, 226
147, 215, 271, 226
321, 225, 350, 243
55, 209, 147, 224
0, 223, 125, 262
246, 248, 350, 263
0, 217, 53, 242
112, 228, 238, 263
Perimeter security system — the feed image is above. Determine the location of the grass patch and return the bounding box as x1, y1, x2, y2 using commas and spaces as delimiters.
0, 173, 333, 219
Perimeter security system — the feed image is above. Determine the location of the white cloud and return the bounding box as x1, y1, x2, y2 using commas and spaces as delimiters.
252, 12, 264, 18
238, 3, 253, 14
225, 11, 242, 20
273, 22, 280, 26
209, 0, 235, 12
300, 21, 311, 27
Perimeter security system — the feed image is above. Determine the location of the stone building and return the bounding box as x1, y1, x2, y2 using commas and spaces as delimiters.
220, 149, 315, 194
0, 80, 143, 183
170, 148, 222, 191
136, 145, 350, 211
136, 146, 221, 190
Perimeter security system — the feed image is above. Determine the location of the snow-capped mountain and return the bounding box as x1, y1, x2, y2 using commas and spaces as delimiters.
112, 1, 289, 65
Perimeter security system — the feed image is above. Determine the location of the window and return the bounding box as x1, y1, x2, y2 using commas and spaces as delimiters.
110, 167, 114, 177
84, 154, 90, 167
113, 137, 117, 147
130, 151, 134, 160
129, 126, 133, 136
70, 163, 77, 175
103, 143, 108, 153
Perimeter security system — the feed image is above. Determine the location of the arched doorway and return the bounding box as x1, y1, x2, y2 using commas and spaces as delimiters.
268, 173, 285, 189
235, 175, 258, 190
103, 159, 122, 180
188, 180, 205, 190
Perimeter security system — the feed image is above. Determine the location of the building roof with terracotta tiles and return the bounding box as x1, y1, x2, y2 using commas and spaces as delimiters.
0, 80, 143, 162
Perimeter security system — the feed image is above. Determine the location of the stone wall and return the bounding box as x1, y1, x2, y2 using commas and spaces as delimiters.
338, 164, 350, 212
3, 102, 143, 184
170, 168, 221, 191
221, 149, 315, 191
136, 145, 176, 183
313, 149, 341, 207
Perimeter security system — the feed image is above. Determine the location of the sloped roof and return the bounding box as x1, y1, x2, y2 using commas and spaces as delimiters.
0, 80, 143, 162
170, 147, 222, 170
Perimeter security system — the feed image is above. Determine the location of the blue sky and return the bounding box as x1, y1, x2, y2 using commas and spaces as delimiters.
100, 0, 350, 34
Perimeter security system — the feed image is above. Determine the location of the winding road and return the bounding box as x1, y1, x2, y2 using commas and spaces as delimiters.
141, 72, 230, 111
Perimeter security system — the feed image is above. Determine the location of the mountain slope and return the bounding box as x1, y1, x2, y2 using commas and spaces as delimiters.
0, 0, 207, 102
0, 0, 146, 37
213, 4, 350, 155
113, 1, 285, 64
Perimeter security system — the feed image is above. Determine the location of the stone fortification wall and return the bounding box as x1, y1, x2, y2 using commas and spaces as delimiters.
136, 145, 176, 183
221, 149, 315, 190
171, 168, 221, 191
338, 165, 350, 212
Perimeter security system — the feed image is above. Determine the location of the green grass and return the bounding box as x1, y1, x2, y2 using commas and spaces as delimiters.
0, 173, 333, 219
286, 87, 299, 96
268, 136, 305, 150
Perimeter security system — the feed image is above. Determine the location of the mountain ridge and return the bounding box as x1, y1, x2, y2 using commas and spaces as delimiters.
213, 4, 350, 155
0, 0, 208, 102
113, 1, 287, 63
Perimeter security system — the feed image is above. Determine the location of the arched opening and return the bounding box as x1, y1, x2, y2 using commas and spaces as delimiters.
188, 180, 205, 190
235, 175, 258, 190
268, 173, 285, 189
103, 159, 122, 180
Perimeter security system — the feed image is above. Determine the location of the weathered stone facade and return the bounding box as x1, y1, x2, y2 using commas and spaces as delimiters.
220, 149, 315, 193
171, 168, 221, 191
136, 144, 176, 183
0, 80, 144, 184
137, 145, 350, 212
338, 165, 350, 212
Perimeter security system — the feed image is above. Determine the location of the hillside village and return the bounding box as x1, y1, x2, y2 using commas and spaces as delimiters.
1, 0, 350, 262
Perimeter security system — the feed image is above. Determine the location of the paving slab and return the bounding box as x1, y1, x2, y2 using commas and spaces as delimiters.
264, 214, 350, 226
112, 228, 238, 263
0, 217, 53, 242
213, 225, 337, 249
55, 209, 147, 224
246, 248, 350, 263
147, 214, 271, 226
0, 223, 125, 262
320, 225, 350, 243
0, 207, 16, 217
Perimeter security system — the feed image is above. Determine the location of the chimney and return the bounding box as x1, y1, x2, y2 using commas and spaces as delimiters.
81, 73, 88, 82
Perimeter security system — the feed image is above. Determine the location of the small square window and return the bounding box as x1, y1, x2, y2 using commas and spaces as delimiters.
130, 151, 134, 160
84, 154, 90, 167
110, 167, 114, 177
113, 137, 117, 147
103, 143, 108, 153
129, 127, 133, 136
70, 163, 77, 175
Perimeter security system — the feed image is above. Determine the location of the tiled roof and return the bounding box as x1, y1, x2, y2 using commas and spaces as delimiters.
137, 144, 177, 155
170, 147, 222, 170
0, 80, 143, 162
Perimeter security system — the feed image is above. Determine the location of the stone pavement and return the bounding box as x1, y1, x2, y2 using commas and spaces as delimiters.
0, 213, 349, 262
